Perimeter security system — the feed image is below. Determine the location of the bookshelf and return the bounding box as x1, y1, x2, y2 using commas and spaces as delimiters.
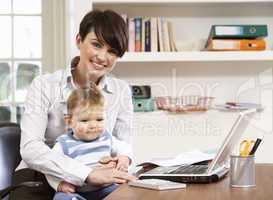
119, 51, 273, 62
90, 0, 273, 163
92, 0, 273, 92
92, 0, 273, 61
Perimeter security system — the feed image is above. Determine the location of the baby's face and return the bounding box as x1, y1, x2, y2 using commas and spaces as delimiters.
69, 105, 105, 141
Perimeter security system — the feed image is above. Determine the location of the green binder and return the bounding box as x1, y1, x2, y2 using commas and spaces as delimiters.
209, 25, 268, 39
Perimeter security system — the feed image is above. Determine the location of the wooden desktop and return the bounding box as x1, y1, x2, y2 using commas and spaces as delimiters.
105, 164, 273, 200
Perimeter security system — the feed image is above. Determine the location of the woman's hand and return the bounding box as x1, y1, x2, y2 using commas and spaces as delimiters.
57, 181, 76, 193
115, 155, 131, 172
86, 166, 136, 186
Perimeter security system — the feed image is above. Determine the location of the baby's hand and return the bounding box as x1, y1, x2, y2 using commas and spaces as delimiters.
99, 156, 118, 168
57, 181, 76, 193
99, 155, 131, 172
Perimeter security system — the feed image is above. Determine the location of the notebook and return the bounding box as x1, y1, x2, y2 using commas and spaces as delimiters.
138, 109, 256, 183
129, 179, 186, 190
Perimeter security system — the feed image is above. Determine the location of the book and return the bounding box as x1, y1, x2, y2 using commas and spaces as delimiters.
162, 18, 171, 52
141, 17, 147, 52
144, 18, 151, 51
205, 39, 266, 51
135, 17, 142, 52
150, 17, 158, 52
128, 18, 135, 52
157, 17, 164, 52
209, 25, 268, 39
129, 179, 186, 190
168, 21, 177, 52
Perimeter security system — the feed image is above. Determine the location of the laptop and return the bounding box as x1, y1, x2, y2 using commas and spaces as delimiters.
138, 109, 256, 183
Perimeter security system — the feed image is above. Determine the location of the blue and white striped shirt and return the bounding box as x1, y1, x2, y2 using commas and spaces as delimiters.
46, 129, 133, 191
57, 130, 112, 168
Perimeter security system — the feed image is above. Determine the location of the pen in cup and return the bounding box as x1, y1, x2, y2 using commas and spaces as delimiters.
249, 136, 263, 155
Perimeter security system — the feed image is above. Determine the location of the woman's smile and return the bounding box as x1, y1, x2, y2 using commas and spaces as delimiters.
90, 60, 105, 70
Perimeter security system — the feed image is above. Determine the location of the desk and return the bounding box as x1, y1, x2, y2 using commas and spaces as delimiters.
105, 164, 273, 200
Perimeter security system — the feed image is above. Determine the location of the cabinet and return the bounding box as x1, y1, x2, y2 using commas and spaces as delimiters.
91, 0, 273, 163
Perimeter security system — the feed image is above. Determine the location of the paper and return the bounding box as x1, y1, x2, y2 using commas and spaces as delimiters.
137, 150, 215, 167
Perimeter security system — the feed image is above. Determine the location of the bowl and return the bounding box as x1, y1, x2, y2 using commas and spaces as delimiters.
155, 96, 214, 113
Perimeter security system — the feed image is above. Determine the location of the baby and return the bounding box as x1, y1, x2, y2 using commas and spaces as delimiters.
46, 83, 133, 200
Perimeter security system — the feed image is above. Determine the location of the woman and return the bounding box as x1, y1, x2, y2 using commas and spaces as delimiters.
10, 9, 135, 200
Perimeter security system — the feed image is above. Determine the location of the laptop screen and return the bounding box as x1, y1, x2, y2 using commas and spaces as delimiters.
208, 109, 256, 173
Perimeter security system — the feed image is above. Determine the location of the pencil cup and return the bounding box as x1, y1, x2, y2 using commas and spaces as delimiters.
230, 155, 255, 187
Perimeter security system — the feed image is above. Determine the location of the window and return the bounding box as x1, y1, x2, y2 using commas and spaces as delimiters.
0, 0, 42, 123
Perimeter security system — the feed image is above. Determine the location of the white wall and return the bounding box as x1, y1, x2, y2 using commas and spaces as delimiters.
113, 62, 273, 164
65, 0, 93, 66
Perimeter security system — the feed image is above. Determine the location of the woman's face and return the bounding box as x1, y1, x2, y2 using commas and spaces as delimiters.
76, 31, 118, 82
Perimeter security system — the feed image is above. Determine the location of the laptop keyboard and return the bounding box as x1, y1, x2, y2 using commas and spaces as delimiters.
170, 165, 208, 174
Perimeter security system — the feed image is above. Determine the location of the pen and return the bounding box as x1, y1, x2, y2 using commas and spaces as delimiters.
249, 137, 263, 155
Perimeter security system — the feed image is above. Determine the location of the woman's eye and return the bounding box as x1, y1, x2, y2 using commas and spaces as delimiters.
92, 42, 102, 48
97, 118, 104, 122
80, 120, 89, 123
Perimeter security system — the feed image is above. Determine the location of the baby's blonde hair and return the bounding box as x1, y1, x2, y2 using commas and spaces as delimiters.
67, 82, 104, 115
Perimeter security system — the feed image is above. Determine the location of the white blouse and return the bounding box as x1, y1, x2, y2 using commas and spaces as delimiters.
17, 66, 133, 186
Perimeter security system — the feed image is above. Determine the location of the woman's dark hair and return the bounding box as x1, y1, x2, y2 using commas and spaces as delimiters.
79, 9, 128, 57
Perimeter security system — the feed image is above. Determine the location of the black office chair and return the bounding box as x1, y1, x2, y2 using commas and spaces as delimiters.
0, 123, 42, 200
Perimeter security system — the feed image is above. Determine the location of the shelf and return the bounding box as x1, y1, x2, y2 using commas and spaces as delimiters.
93, 0, 273, 5
118, 51, 273, 62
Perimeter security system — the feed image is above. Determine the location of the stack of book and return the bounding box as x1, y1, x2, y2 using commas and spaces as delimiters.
123, 16, 177, 52
204, 25, 268, 51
